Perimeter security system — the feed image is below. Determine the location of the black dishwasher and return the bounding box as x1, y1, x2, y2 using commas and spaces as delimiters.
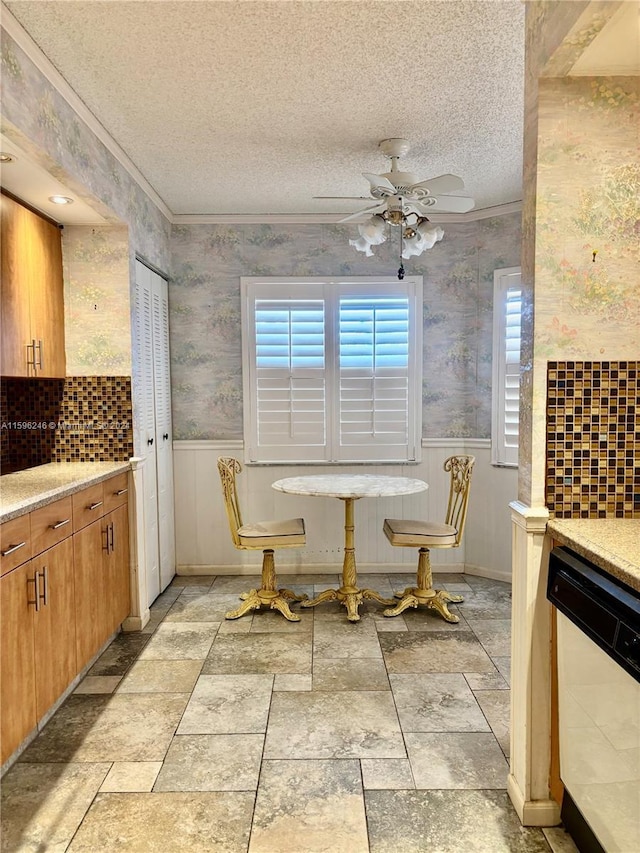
547, 546, 640, 853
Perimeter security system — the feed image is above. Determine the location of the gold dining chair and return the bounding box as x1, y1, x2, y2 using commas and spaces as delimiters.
382, 455, 475, 623
217, 457, 308, 621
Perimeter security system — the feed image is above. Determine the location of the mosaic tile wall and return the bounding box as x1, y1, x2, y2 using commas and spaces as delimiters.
546, 361, 640, 518
0, 376, 133, 473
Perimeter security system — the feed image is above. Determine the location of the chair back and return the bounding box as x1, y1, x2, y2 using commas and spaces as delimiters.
217, 456, 243, 548
443, 455, 475, 546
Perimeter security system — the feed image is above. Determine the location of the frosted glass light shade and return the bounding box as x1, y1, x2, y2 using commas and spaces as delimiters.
349, 236, 375, 256
358, 215, 387, 245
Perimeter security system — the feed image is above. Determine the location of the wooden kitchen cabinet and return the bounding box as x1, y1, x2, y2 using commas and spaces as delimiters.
0, 536, 76, 764
103, 503, 130, 638
1, 471, 131, 765
0, 192, 66, 377
32, 537, 76, 719
0, 561, 37, 764
73, 477, 130, 670
73, 516, 107, 671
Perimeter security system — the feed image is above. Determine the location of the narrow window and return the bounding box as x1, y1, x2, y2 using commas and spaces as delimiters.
492, 267, 522, 467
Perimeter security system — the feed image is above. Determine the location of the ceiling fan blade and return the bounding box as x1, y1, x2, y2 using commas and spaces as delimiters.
338, 203, 387, 224
425, 195, 475, 213
362, 172, 396, 194
409, 174, 465, 195
313, 196, 373, 200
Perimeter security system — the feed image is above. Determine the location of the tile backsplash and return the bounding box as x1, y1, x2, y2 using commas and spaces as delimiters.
0, 376, 133, 473
546, 361, 639, 518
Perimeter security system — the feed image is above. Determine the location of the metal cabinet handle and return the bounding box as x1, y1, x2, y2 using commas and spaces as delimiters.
36, 340, 43, 369
109, 522, 115, 553
163, 433, 169, 440
88, 501, 103, 511
50, 518, 71, 530
40, 566, 49, 607
1, 541, 26, 557
115, 488, 128, 496
26, 340, 36, 370
147, 438, 154, 446
29, 571, 41, 611
102, 525, 110, 553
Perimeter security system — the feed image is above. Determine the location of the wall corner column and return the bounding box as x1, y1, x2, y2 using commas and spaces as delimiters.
508, 500, 560, 827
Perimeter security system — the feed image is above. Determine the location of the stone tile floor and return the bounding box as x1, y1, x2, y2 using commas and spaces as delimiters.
1, 572, 580, 852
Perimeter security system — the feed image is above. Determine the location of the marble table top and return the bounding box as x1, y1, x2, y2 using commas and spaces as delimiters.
272, 474, 428, 499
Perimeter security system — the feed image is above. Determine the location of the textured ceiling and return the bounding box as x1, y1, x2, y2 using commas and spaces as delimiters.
4, 0, 527, 217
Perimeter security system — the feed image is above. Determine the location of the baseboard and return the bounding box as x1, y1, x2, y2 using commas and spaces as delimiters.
507, 774, 561, 827
122, 609, 151, 631
175, 562, 507, 579
465, 562, 512, 583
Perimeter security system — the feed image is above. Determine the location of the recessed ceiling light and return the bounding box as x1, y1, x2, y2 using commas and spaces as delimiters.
49, 195, 74, 205
0, 152, 16, 163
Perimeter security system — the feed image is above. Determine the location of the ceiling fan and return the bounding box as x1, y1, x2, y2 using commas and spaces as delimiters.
314, 137, 475, 223
314, 138, 474, 273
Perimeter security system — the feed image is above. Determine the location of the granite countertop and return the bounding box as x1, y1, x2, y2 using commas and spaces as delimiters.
547, 518, 640, 594
0, 461, 131, 522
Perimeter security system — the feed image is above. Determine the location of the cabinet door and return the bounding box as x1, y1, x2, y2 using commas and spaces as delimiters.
28, 205, 66, 378
0, 194, 33, 376
0, 561, 37, 764
32, 538, 76, 719
103, 504, 130, 636
73, 519, 107, 671
0, 193, 65, 378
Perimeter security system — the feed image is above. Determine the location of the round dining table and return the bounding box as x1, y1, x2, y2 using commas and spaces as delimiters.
271, 474, 428, 621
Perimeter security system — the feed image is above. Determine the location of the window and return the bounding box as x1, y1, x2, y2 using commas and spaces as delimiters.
241, 276, 423, 463
492, 267, 522, 467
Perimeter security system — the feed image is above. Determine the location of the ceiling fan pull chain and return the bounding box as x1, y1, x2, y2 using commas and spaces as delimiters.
397, 213, 405, 280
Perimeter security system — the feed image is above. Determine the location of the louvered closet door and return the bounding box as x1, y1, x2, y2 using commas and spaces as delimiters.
135, 259, 160, 605
151, 272, 176, 592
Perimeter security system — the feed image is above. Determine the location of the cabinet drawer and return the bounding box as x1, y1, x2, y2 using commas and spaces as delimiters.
30, 496, 73, 556
1, 514, 32, 577
103, 472, 129, 514
72, 483, 105, 532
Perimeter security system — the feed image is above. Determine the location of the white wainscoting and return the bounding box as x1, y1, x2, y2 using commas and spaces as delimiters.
172, 440, 517, 582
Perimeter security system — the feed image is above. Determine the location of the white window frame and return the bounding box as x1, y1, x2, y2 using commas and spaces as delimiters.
241, 276, 423, 464
491, 266, 522, 468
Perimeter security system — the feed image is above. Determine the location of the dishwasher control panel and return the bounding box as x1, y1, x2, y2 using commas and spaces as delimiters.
548, 546, 640, 683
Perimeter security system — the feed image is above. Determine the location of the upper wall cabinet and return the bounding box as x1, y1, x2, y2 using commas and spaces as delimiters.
0, 193, 66, 377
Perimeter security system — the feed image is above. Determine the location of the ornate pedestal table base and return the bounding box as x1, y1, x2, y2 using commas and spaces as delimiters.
272, 475, 429, 622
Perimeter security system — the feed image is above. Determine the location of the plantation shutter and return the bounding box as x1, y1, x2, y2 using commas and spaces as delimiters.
242, 277, 422, 463
503, 287, 522, 458
247, 295, 327, 461
492, 268, 522, 467
338, 297, 412, 460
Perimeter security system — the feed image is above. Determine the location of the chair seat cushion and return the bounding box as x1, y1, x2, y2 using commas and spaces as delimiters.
383, 518, 458, 547
238, 517, 306, 548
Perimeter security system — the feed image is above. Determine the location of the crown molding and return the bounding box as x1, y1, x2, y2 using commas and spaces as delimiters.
1, 5, 173, 223
172, 201, 522, 226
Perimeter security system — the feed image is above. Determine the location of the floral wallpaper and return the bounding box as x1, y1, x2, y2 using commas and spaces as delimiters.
520, 1, 640, 507
63, 225, 131, 375
169, 214, 522, 441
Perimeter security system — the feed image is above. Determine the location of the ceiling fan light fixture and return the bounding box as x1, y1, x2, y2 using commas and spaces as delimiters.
357, 214, 386, 244
349, 236, 375, 257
